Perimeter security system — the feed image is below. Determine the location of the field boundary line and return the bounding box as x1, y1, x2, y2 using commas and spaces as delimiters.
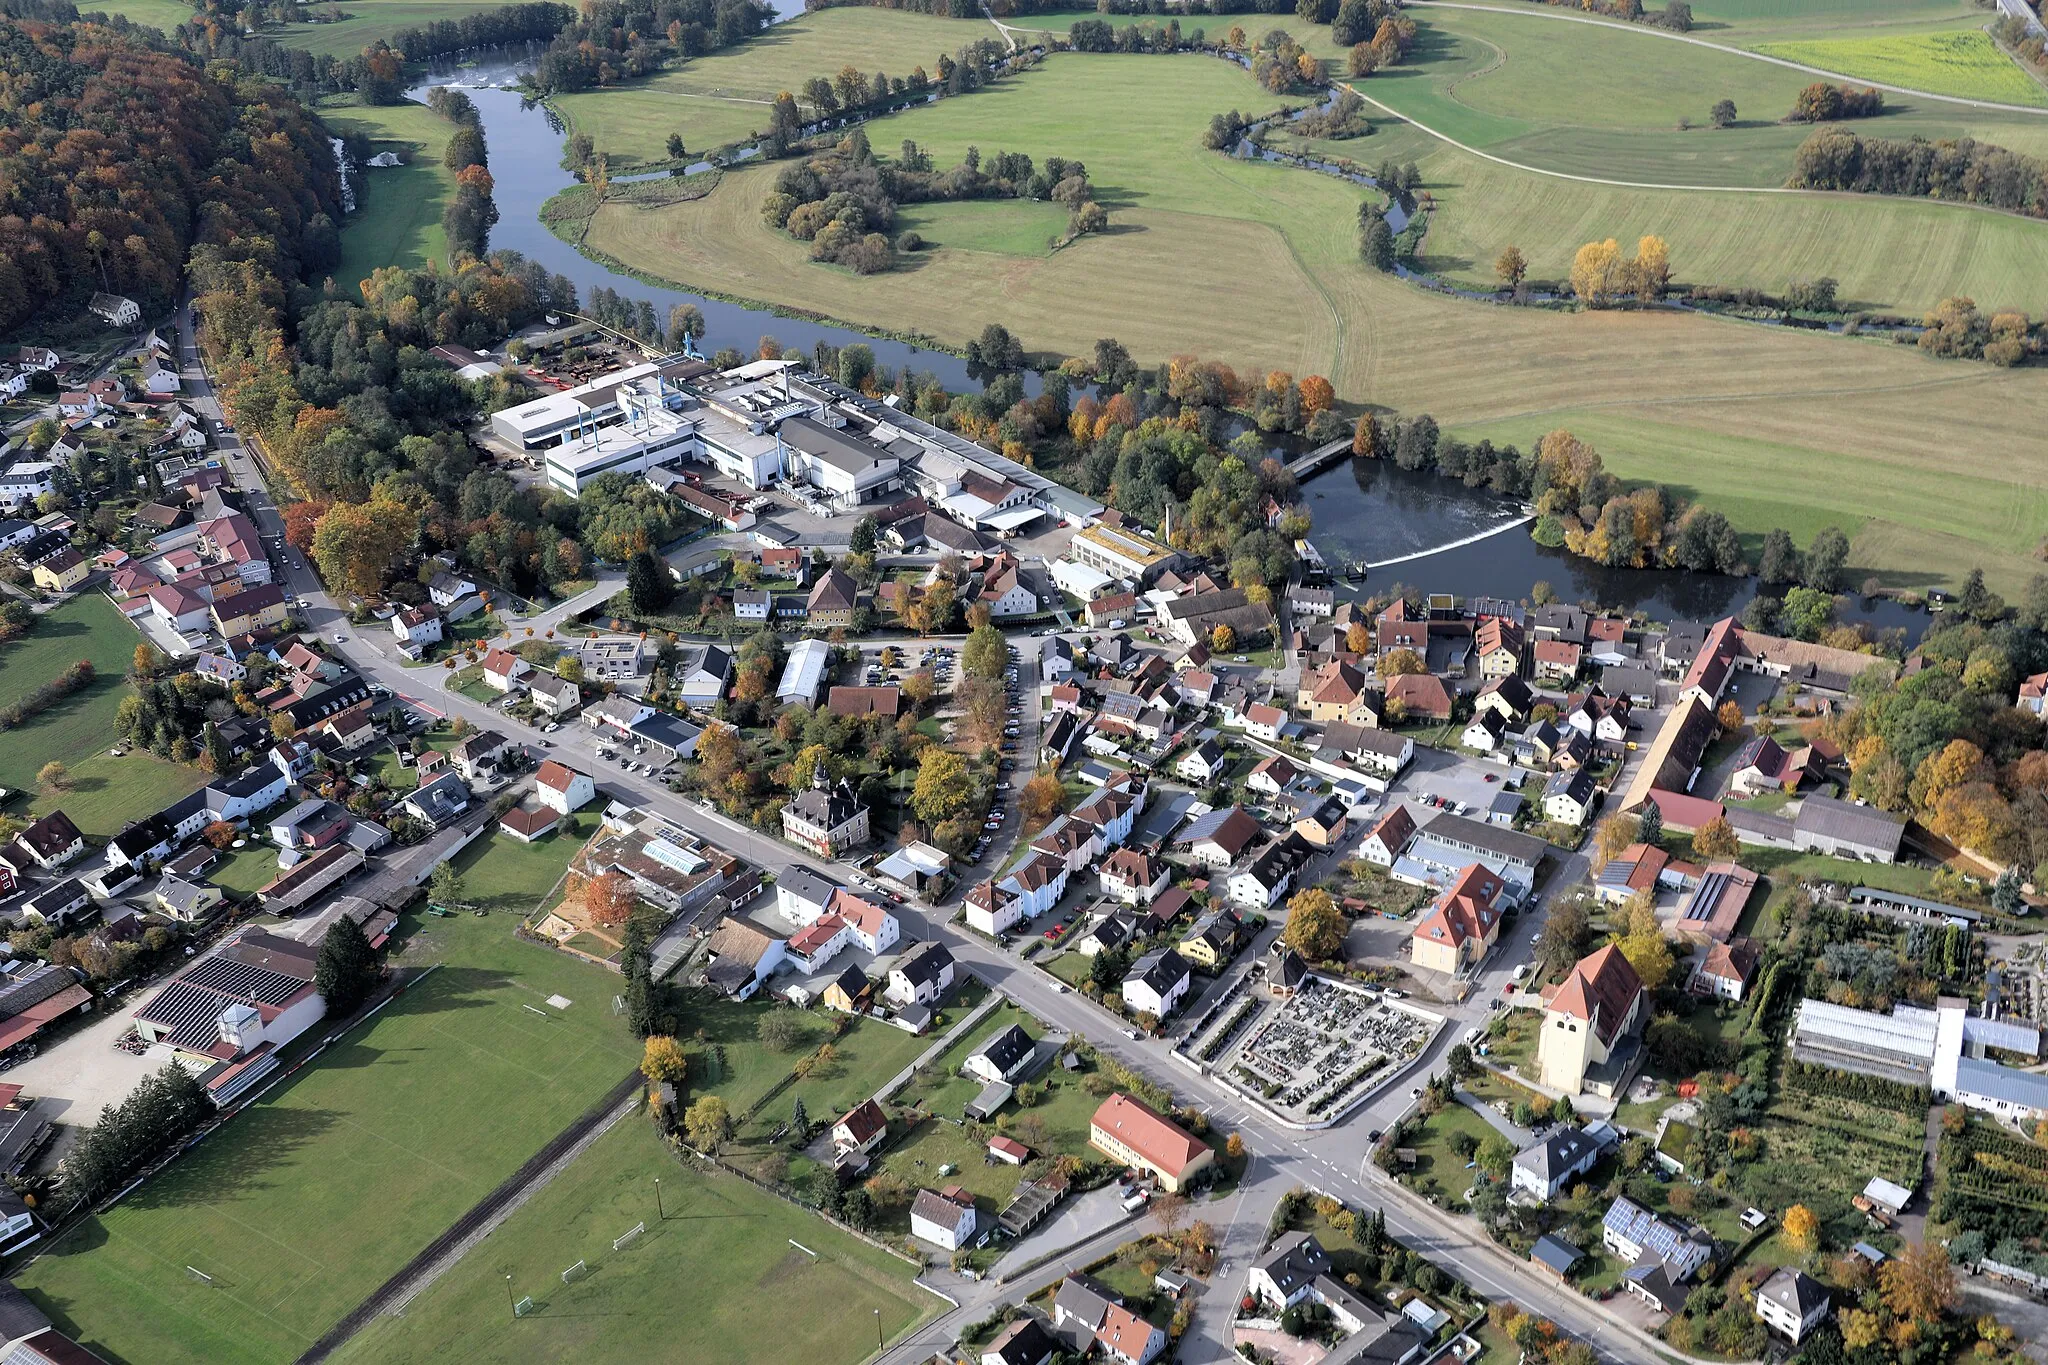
295, 1068, 645, 1365
1406, 1, 2048, 114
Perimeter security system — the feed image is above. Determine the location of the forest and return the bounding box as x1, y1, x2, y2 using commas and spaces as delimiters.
0, 12, 343, 334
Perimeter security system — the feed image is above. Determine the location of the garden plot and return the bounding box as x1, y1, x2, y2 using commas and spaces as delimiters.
1219, 978, 1440, 1123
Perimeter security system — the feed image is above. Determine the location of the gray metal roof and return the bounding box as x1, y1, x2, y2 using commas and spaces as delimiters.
1795, 794, 1906, 853
1955, 1056, 2048, 1110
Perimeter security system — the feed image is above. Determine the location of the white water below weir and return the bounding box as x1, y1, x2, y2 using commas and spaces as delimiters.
1364, 514, 1535, 569
332, 137, 358, 213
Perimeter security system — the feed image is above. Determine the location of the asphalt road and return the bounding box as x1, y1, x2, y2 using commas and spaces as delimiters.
185, 317, 1694, 1362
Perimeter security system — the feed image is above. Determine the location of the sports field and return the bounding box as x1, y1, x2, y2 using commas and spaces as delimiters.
1756, 29, 2048, 105
328, 1120, 938, 1365
321, 100, 459, 293
13, 909, 645, 1365
551, 7, 996, 166
0, 594, 205, 837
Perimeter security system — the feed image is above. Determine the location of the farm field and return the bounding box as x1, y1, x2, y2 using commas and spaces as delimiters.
1409, 140, 2048, 312
328, 1120, 938, 1365
82, 0, 198, 32
1755, 28, 2048, 106
320, 100, 460, 293
0, 594, 206, 838
550, 7, 995, 166
579, 50, 2048, 592
12, 912, 646, 1365
1338, 5, 2048, 186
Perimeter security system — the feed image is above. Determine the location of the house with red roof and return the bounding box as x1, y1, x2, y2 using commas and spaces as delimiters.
1410, 863, 1508, 975
1089, 1093, 1214, 1192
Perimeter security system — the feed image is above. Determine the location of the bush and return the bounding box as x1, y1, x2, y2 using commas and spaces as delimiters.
896, 230, 923, 252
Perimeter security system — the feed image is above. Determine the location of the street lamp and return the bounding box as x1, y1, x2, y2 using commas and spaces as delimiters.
655, 1176, 664, 1220
504, 1273, 515, 1319
874, 1307, 882, 1349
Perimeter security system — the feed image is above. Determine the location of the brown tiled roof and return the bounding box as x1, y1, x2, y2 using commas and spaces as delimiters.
1545, 944, 1644, 1045
1091, 1093, 1206, 1176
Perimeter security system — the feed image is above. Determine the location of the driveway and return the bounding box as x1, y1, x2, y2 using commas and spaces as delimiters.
2, 989, 164, 1134
989, 1184, 1136, 1280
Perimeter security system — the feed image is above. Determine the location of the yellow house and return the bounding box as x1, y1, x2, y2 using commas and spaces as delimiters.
1177, 908, 1246, 971
1537, 944, 1648, 1097
1409, 864, 1508, 976
1475, 617, 1524, 679
1297, 659, 1380, 727
210, 583, 290, 637
1090, 1093, 1215, 1192
31, 548, 88, 592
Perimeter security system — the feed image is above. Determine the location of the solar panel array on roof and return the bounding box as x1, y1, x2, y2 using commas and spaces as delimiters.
1604, 1197, 1696, 1265
181, 955, 307, 1007
1682, 869, 1732, 922
139, 981, 240, 1050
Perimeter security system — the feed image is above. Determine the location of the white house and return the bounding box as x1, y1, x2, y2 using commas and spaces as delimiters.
910, 1188, 978, 1252
1176, 739, 1228, 786
1511, 1127, 1604, 1203
1226, 840, 1303, 910
535, 760, 595, 815
481, 649, 530, 693
775, 866, 841, 928
1462, 711, 1508, 753
392, 606, 442, 652
428, 570, 478, 607
887, 940, 955, 1007
827, 888, 900, 954
143, 366, 182, 396
965, 880, 1023, 937
1100, 849, 1170, 905
996, 851, 1069, 920
734, 588, 770, 621
1542, 768, 1598, 827
673, 645, 731, 708
1121, 949, 1191, 1019
1754, 1269, 1831, 1345
964, 1024, 1037, 1084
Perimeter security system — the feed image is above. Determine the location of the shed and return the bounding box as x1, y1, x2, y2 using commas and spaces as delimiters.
965, 1080, 1014, 1121
1530, 1234, 1584, 1280
1862, 1176, 1912, 1217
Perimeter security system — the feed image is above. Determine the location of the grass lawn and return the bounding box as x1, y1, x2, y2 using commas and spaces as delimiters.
1756, 28, 2048, 106
895, 199, 1070, 256
79, 0, 197, 31
0, 595, 208, 838
1396, 1102, 1497, 1204
452, 812, 601, 915
551, 7, 995, 165
14, 912, 646, 1365
577, 37, 2048, 595
319, 100, 460, 295
331, 1119, 936, 1365
208, 844, 283, 897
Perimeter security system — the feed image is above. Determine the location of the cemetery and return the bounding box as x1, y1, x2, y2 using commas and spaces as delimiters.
1216, 975, 1441, 1125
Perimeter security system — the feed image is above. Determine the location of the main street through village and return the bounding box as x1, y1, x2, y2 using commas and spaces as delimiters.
170, 310, 1696, 1365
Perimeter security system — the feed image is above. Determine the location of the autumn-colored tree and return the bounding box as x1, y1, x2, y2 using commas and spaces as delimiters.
1632, 234, 1671, 300
1614, 899, 1673, 990
1716, 700, 1744, 733
1225, 1131, 1245, 1159
1351, 412, 1379, 457
1839, 1308, 1881, 1350
131, 643, 162, 679
1692, 815, 1739, 859
585, 870, 637, 928
1495, 245, 1527, 290
1020, 774, 1067, 827
1911, 738, 1991, 813
911, 748, 973, 825
1344, 622, 1374, 654
901, 669, 936, 708
1592, 814, 1642, 870
1211, 624, 1237, 653
201, 821, 238, 849
641, 1034, 690, 1085
1377, 647, 1425, 679
1782, 1203, 1819, 1253
1569, 238, 1624, 307
1880, 1242, 1957, 1323
311, 497, 418, 600
35, 761, 68, 791
1283, 887, 1345, 961
684, 1094, 733, 1151
1298, 375, 1335, 415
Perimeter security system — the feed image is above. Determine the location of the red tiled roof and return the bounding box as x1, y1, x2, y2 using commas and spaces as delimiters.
1413, 863, 1507, 951
1091, 1093, 1207, 1177
1544, 944, 1644, 1045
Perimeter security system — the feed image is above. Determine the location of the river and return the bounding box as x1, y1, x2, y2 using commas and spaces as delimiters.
401, 57, 1930, 636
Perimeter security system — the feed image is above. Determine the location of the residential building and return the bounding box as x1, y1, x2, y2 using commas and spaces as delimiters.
1177, 908, 1247, 971
1226, 837, 1310, 910
1475, 617, 1523, 678
1089, 1093, 1213, 1191
1121, 949, 1192, 1018
481, 649, 529, 693
702, 915, 786, 1001
781, 765, 870, 857
1539, 945, 1647, 1096
400, 772, 472, 828
1755, 1269, 1831, 1344
981, 1318, 1059, 1365
997, 852, 1069, 921
806, 568, 860, 628
964, 879, 1023, 937
1100, 849, 1168, 905
1542, 768, 1599, 826
1175, 739, 1228, 785
887, 939, 954, 1008
1178, 807, 1261, 869
535, 761, 595, 815
1291, 796, 1349, 849
531, 675, 581, 718
965, 1024, 1037, 1085
909, 1187, 978, 1251
1360, 806, 1416, 866
1512, 1127, 1604, 1203
10, 813, 83, 870
1695, 937, 1760, 1001
29, 549, 86, 592
1603, 1195, 1713, 1304
832, 1098, 889, 1156
498, 806, 560, 843
1461, 710, 1508, 753
1410, 863, 1508, 976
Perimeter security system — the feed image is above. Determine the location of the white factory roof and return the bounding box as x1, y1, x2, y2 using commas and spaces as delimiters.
496, 362, 660, 436
777, 637, 831, 702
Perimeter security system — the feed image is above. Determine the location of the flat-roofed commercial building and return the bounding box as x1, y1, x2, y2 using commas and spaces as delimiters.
1067, 523, 1181, 587
493, 362, 665, 450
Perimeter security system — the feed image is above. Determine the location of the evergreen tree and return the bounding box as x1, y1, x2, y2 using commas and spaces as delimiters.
791, 1095, 811, 1142
1992, 866, 2024, 917
1636, 798, 1662, 848
202, 720, 234, 776
1756, 527, 1800, 585
849, 515, 878, 556
1360, 216, 1396, 272
315, 916, 380, 1015
622, 915, 657, 1037
626, 550, 674, 615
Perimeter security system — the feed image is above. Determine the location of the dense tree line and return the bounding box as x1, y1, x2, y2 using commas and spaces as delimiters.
0, 659, 94, 731
0, 16, 342, 333
528, 0, 773, 94
1486, 0, 1690, 29
431, 88, 500, 258
385, 2, 574, 61
60, 1064, 211, 1204
1790, 127, 2048, 220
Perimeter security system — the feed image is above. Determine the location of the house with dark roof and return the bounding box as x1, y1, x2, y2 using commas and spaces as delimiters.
965, 1023, 1037, 1084
1512, 1126, 1604, 1202
1755, 1268, 1831, 1344
886, 939, 954, 1007
10, 812, 83, 870
1121, 949, 1192, 1019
